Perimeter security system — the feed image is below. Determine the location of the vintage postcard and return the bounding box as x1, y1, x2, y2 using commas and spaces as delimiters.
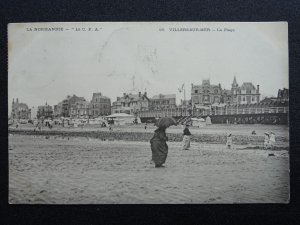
8, 22, 289, 204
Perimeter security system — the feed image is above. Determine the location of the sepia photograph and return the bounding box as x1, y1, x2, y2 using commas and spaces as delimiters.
8, 22, 289, 204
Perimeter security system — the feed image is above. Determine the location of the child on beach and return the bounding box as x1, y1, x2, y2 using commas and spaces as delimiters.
182, 124, 191, 150
38, 122, 42, 131
269, 131, 276, 149
226, 134, 232, 149
264, 132, 270, 149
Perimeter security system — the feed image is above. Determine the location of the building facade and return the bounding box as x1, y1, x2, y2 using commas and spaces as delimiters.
53, 103, 62, 118
54, 95, 86, 117
230, 76, 260, 105
70, 98, 90, 118
11, 98, 31, 120
37, 103, 53, 119
90, 92, 111, 117
30, 106, 38, 119
277, 88, 289, 102
260, 88, 289, 106
191, 80, 222, 107
149, 94, 176, 110
112, 92, 150, 114
191, 77, 261, 107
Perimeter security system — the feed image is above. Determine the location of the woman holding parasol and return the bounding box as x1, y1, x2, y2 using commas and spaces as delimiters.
150, 117, 177, 168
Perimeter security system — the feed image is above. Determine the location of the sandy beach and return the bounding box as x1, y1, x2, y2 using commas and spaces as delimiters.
10, 123, 290, 137
9, 130, 289, 204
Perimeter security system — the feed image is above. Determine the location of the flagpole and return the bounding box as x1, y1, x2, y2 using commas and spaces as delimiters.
183, 83, 186, 108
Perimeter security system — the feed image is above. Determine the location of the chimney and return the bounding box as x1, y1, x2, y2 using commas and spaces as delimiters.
219, 83, 221, 89
257, 85, 260, 94
13, 98, 14, 103
144, 92, 147, 96
117, 97, 120, 101
16, 98, 19, 103
139, 91, 141, 97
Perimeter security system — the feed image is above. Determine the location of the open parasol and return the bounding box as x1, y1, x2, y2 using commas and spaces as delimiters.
155, 117, 177, 128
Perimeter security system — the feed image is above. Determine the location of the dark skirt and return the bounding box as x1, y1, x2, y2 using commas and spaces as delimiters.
150, 140, 168, 166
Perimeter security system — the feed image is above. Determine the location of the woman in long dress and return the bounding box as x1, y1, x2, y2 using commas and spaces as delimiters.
226, 133, 232, 149
182, 124, 191, 150
264, 132, 270, 149
269, 131, 276, 149
150, 126, 169, 168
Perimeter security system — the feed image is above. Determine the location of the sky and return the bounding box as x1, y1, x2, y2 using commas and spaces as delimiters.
8, 22, 288, 114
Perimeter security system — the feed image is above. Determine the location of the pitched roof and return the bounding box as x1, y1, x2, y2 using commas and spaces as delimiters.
232, 76, 238, 86
223, 89, 232, 95
115, 93, 149, 103
151, 94, 176, 99
241, 82, 256, 90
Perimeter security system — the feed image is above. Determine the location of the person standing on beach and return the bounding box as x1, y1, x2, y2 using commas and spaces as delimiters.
150, 126, 169, 168
38, 121, 42, 131
182, 124, 191, 150
269, 131, 276, 149
264, 132, 270, 149
226, 134, 232, 149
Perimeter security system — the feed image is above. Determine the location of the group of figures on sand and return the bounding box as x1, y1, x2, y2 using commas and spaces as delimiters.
226, 132, 276, 150
264, 131, 276, 149
150, 117, 192, 168
149, 117, 277, 168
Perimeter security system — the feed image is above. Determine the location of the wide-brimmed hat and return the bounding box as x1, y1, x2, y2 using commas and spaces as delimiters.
264, 132, 269, 135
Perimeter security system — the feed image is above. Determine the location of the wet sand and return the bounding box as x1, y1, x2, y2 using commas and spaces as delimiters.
9, 135, 289, 204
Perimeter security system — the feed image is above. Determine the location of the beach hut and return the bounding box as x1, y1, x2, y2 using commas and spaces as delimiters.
105, 113, 135, 126
88, 118, 107, 126
62, 118, 71, 127
191, 118, 206, 127
206, 116, 212, 125
43, 119, 53, 126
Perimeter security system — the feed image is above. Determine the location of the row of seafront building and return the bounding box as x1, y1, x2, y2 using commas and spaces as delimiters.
10, 76, 289, 121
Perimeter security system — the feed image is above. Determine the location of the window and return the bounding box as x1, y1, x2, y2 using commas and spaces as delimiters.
195, 90, 198, 94
243, 97, 245, 101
